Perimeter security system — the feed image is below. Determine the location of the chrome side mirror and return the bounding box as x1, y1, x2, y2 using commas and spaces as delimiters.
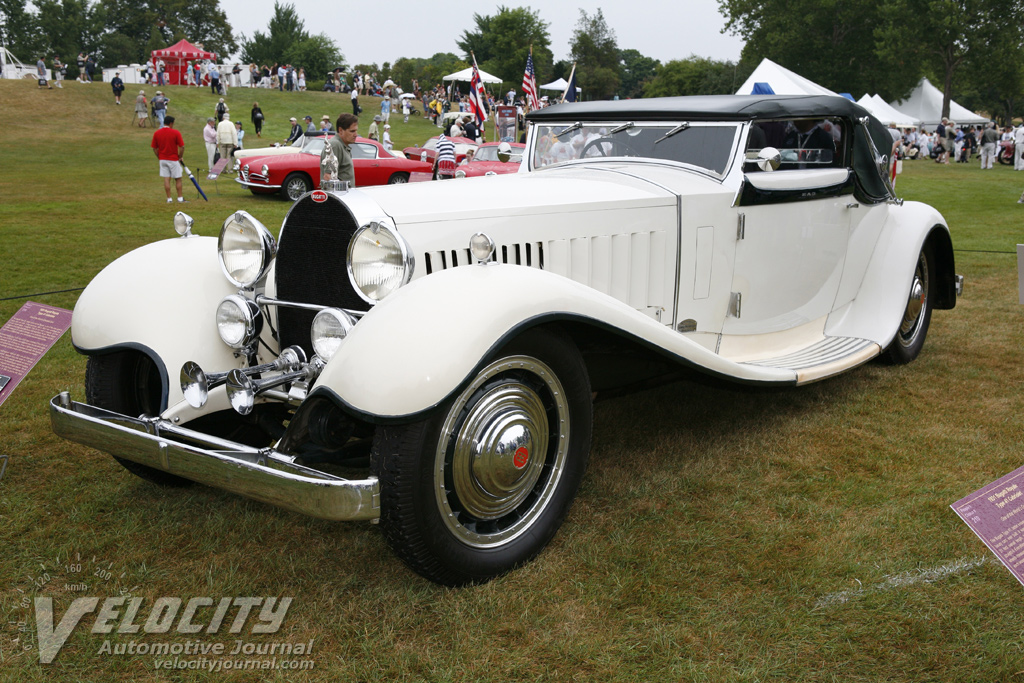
756, 147, 781, 172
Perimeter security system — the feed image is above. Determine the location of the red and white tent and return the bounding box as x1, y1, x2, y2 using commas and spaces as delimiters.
151, 39, 217, 86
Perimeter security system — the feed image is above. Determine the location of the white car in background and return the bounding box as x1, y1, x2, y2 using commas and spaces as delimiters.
52, 95, 962, 586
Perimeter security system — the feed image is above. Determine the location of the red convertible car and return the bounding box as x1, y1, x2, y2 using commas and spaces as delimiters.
402, 135, 478, 165
455, 142, 525, 178
237, 136, 432, 200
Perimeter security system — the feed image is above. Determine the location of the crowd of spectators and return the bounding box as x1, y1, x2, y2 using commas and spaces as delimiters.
893, 118, 1023, 170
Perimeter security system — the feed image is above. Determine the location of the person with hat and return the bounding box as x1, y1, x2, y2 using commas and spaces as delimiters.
53, 56, 65, 88
285, 117, 301, 144
111, 70, 124, 104
251, 101, 265, 138
382, 124, 393, 152
304, 115, 316, 134
368, 114, 381, 141
217, 112, 237, 165
134, 90, 149, 127
215, 97, 227, 124
151, 90, 169, 126
320, 115, 334, 132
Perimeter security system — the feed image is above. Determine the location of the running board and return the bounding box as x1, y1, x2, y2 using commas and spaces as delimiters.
741, 336, 880, 384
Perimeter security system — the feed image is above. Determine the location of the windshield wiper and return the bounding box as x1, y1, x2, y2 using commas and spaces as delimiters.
655, 122, 690, 145
555, 122, 583, 138
608, 122, 634, 135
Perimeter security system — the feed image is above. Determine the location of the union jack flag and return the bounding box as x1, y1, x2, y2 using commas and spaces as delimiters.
522, 52, 540, 110
468, 56, 488, 128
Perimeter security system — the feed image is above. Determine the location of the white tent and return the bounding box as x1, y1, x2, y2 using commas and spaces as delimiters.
1, 47, 36, 79
891, 77, 987, 127
734, 58, 838, 97
539, 78, 580, 95
442, 66, 503, 84
856, 94, 920, 127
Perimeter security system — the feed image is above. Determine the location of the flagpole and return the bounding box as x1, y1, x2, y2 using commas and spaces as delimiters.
561, 63, 577, 104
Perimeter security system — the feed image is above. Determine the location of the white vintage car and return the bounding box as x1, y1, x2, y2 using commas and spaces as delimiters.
51, 95, 962, 586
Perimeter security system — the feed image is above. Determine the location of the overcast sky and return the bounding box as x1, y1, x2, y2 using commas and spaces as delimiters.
217, 0, 745, 73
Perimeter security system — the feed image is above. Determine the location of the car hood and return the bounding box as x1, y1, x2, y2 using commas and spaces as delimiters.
359, 163, 714, 226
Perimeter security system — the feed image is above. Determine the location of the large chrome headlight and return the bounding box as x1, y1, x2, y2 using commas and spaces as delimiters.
347, 221, 413, 304
216, 294, 262, 349
218, 211, 277, 288
310, 308, 355, 361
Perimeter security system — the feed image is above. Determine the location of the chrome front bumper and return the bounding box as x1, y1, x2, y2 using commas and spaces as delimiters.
49, 393, 379, 522
234, 178, 282, 189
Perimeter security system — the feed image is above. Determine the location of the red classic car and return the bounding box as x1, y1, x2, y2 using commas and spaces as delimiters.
455, 142, 525, 178
402, 135, 479, 165
237, 136, 432, 200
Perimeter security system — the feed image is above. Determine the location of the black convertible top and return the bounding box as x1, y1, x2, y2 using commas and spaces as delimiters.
526, 95, 873, 123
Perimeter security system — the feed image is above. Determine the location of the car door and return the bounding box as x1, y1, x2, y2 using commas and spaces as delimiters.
723, 117, 866, 341
351, 142, 383, 185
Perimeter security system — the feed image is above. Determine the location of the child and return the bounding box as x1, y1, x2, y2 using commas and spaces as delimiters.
235, 121, 245, 149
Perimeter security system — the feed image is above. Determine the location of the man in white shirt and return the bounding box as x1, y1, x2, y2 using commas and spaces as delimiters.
1014, 124, 1024, 171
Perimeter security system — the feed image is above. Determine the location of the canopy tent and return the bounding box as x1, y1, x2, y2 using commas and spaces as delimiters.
891, 77, 987, 127
735, 58, 838, 97
442, 66, 502, 84
856, 94, 920, 127
151, 39, 217, 86
539, 78, 581, 98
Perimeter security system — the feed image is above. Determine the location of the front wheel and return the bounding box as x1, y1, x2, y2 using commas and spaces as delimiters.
85, 351, 193, 486
281, 172, 311, 201
372, 327, 592, 585
881, 243, 934, 364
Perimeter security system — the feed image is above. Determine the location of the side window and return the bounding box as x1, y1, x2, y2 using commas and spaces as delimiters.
351, 143, 377, 160
745, 118, 845, 171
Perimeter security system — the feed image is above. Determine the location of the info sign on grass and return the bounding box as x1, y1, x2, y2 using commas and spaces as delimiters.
952, 466, 1024, 588
0, 301, 73, 408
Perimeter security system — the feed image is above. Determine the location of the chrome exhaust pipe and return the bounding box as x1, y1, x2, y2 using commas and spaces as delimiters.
180, 346, 307, 408
225, 357, 325, 415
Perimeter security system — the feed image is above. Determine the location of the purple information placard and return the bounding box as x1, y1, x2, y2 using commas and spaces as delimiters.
0, 301, 73, 409
952, 465, 1024, 588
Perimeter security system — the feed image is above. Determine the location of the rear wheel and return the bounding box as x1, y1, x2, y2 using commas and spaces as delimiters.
372, 327, 592, 585
882, 243, 934, 364
281, 172, 311, 201
85, 351, 193, 486
387, 172, 409, 184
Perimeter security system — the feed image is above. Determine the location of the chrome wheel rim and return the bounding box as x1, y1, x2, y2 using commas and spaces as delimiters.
897, 250, 929, 348
389, 174, 408, 184
285, 177, 308, 200
435, 355, 569, 548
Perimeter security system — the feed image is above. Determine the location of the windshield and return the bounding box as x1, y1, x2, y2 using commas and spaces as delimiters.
530, 122, 740, 176
474, 146, 523, 163
301, 137, 328, 155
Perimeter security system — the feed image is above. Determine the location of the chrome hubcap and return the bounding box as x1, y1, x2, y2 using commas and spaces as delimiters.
436, 355, 569, 548
898, 251, 929, 347
287, 179, 307, 199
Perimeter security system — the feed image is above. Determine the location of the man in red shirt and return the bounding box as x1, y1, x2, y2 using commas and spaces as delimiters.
151, 115, 186, 203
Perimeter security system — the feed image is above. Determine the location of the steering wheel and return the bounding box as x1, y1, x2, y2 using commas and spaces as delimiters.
580, 137, 638, 158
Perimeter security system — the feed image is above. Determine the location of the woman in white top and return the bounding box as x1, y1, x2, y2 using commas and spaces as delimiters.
297, 68, 306, 91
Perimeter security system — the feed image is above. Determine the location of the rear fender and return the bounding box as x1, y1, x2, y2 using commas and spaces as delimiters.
826, 201, 954, 344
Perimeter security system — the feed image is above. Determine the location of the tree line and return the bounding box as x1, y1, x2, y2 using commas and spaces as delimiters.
2, 1, 1018, 121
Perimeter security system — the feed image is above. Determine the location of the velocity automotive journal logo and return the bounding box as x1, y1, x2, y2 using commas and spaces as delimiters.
33, 595, 294, 664
7, 551, 311, 669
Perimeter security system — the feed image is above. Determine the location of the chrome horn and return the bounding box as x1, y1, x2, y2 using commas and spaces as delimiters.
226, 357, 326, 415
180, 346, 307, 409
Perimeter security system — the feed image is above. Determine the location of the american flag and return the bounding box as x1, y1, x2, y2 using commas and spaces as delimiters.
522, 52, 540, 110
468, 57, 488, 127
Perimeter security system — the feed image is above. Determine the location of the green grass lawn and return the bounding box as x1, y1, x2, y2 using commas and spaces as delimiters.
2, 76, 1024, 681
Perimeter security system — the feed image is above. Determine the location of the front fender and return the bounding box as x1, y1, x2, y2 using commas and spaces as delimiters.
313, 265, 797, 422
72, 236, 240, 407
